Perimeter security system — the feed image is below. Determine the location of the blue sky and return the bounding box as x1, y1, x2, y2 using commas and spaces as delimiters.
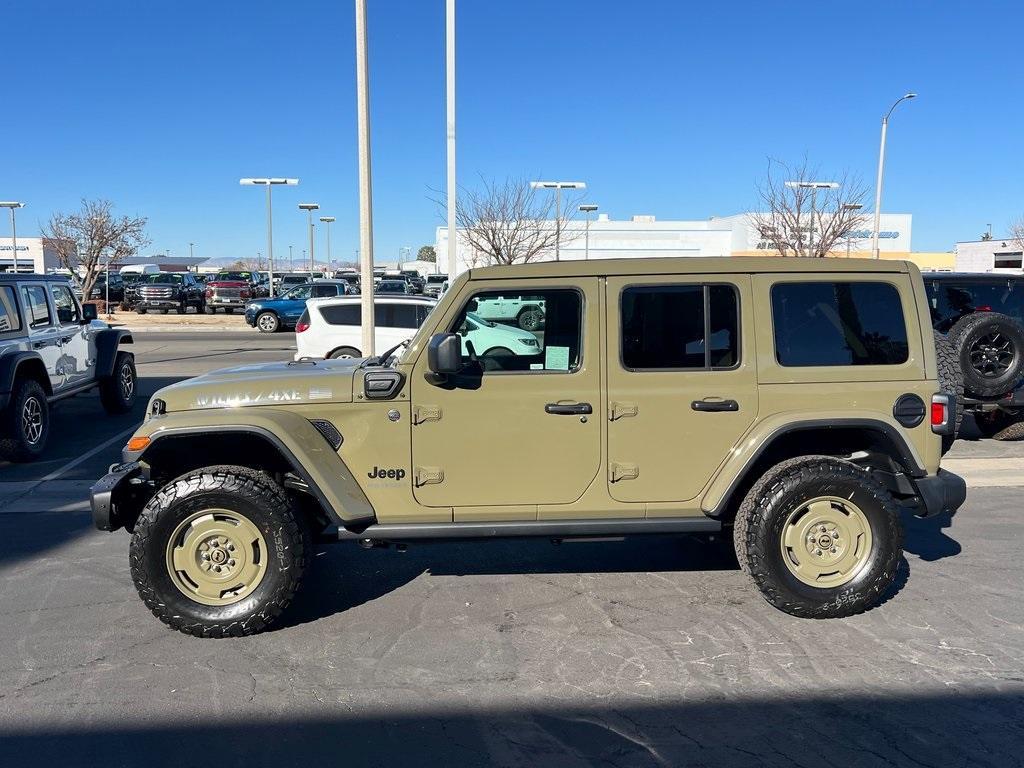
2, 0, 1022, 263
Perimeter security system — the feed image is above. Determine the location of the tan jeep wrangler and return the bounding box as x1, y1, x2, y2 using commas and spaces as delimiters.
91, 257, 966, 637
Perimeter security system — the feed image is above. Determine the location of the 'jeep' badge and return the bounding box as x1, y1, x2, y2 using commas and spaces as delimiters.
387, 409, 401, 422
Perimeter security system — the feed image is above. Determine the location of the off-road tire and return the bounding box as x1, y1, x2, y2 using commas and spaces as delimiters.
100, 351, 137, 414
733, 456, 903, 619
129, 466, 309, 638
516, 307, 544, 332
975, 409, 1024, 441
993, 419, 1024, 441
328, 346, 361, 359
934, 330, 964, 454
0, 378, 50, 462
948, 312, 1024, 398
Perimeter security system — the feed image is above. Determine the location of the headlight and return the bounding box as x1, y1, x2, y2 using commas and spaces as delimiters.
520, 338, 538, 347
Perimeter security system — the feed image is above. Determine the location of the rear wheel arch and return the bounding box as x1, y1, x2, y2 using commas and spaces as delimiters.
1, 353, 52, 398
707, 420, 923, 521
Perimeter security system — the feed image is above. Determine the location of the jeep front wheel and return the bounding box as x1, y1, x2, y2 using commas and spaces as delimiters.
0, 378, 50, 462
129, 466, 309, 637
733, 456, 902, 618
100, 351, 137, 414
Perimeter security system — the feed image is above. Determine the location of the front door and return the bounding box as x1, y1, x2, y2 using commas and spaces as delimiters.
20, 283, 64, 392
51, 284, 91, 387
605, 275, 758, 504
410, 279, 601, 514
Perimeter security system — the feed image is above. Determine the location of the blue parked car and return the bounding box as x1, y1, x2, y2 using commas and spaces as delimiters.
244, 280, 350, 333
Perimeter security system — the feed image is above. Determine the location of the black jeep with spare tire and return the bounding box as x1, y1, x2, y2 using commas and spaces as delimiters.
927, 273, 1024, 441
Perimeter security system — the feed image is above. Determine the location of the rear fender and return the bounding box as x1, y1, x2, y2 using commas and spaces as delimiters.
0, 351, 51, 409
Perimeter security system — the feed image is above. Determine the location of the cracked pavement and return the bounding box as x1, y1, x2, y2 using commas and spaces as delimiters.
0, 332, 1022, 766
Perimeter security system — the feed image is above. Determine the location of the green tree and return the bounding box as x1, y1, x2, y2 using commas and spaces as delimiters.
417, 245, 436, 263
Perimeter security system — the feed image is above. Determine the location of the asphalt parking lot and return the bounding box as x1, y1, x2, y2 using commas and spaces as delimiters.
1, 331, 1022, 767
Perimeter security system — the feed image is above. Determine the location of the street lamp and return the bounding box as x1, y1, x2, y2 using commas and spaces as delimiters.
785, 181, 839, 257
871, 92, 917, 259
530, 181, 586, 260
319, 217, 335, 273
0, 202, 25, 273
841, 203, 864, 258
299, 203, 319, 274
189, 242, 195, 260
579, 204, 598, 260
240, 178, 299, 296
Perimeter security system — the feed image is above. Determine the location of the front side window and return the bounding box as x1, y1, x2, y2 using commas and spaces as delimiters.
285, 285, 312, 300
52, 285, 80, 325
0, 286, 22, 333
451, 288, 581, 373
20, 285, 52, 328
772, 281, 909, 366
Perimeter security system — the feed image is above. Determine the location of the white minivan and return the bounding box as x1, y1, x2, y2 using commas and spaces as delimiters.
294, 295, 543, 361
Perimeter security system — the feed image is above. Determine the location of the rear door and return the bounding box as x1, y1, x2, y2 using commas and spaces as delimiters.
605, 274, 758, 504
51, 283, 91, 387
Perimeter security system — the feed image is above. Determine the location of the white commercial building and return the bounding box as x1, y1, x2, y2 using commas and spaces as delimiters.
0, 237, 67, 274
436, 212, 913, 276
954, 238, 1023, 273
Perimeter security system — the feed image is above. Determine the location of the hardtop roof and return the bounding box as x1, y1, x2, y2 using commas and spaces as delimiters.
468, 256, 911, 280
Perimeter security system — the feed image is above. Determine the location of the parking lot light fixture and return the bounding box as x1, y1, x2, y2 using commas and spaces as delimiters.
579, 204, 598, 260
240, 178, 298, 296
0, 202, 25, 273
841, 203, 864, 258
319, 216, 335, 272
299, 203, 320, 274
530, 181, 586, 261
872, 92, 917, 259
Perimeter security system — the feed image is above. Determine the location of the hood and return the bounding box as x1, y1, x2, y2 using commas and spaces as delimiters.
151, 359, 360, 413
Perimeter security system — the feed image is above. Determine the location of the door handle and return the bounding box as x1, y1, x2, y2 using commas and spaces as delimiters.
691, 399, 739, 412
545, 402, 593, 415
33, 340, 51, 349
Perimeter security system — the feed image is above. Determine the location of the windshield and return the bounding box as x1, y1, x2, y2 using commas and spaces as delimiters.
216, 272, 252, 281
142, 273, 183, 284
426, 275, 447, 284
466, 311, 494, 328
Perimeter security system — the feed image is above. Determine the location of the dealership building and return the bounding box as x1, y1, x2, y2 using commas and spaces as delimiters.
0, 237, 67, 274
435, 212, 917, 276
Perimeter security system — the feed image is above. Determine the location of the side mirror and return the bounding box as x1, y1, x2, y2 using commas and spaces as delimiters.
82, 303, 98, 322
427, 333, 462, 374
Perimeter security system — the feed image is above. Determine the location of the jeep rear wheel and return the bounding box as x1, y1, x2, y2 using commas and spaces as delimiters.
733, 456, 903, 618
0, 378, 50, 462
129, 466, 309, 637
516, 307, 544, 332
934, 330, 964, 453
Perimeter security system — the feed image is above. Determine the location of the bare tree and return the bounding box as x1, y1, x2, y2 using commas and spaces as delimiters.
436, 176, 584, 266
1009, 216, 1024, 254
42, 199, 150, 297
231, 255, 267, 272
748, 158, 870, 258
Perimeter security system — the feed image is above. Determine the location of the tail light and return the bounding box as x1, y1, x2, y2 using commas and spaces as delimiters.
295, 309, 311, 333
931, 393, 952, 434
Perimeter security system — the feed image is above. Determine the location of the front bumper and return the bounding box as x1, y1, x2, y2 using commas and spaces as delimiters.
208, 297, 247, 307
91, 461, 148, 532
914, 469, 967, 518
138, 299, 181, 309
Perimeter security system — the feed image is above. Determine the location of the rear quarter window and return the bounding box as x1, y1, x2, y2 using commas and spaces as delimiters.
772, 281, 909, 366
0, 286, 22, 334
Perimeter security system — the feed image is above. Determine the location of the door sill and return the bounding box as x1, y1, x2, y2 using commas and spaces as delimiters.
338, 516, 720, 542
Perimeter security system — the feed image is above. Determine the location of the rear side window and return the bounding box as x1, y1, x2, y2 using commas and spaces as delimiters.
320, 304, 360, 326
0, 286, 22, 333
377, 304, 420, 329
20, 285, 52, 328
929, 280, 1024, 331
772, 282, 908, 366
312, 284, 340, 298
621, 284, 739, 370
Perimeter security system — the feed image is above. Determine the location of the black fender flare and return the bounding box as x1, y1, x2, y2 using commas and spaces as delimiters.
705, 418, 926, 518
0, 351, 51, 409
95, 329, 134, 379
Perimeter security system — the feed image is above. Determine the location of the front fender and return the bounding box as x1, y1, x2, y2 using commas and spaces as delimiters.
95, 329, 134, 379
701, 411, 927, 516
127, 408, 375, 526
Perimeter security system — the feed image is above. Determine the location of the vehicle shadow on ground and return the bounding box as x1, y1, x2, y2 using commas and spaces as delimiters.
901, 510, 962, 562
1, 690, 1020, 767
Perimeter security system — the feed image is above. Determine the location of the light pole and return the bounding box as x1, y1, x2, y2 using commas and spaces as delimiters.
189, 242, 194, 260
319, 216, 335, 273
289, 245, 294, 270
841, 203, 864, 258
530, 181, 586, 260
785, 181, 839, 257
355, 0, 376, 354
871, 92, 916, 259
579, 204, 598, 260
445, 0, 456, 279
299, 203, 319, 274
0, 202, 25, 273
240, 178, 298, 296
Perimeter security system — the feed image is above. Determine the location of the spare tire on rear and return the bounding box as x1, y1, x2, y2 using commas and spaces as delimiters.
948, 312, 1024, 399
933, 330, 964, 454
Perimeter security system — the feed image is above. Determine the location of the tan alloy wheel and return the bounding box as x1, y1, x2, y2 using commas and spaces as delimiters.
780, 496, 873, 588
165, 509, 268, 606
